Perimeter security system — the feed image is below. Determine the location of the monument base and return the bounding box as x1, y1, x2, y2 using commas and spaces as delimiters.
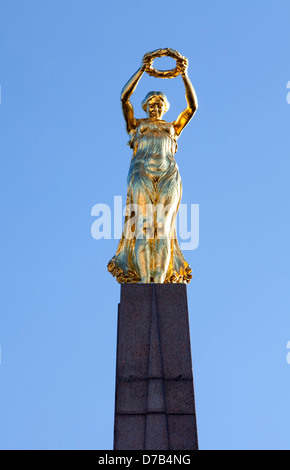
114, 284, 198, 451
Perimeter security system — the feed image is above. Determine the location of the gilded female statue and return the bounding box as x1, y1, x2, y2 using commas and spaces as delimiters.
108, 49, 198, 284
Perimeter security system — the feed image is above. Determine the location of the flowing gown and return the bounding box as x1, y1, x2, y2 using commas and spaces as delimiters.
107, 118, 192, 283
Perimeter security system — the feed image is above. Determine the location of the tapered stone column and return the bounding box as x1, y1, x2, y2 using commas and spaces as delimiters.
114, 284, 198, 451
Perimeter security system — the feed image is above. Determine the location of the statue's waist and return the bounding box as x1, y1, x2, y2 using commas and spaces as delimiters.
132, 154, 175, 168
128, 154, 178, 179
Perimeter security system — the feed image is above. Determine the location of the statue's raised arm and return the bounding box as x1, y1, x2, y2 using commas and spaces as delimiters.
120, 54, 152, 133
173, 57, 198, 136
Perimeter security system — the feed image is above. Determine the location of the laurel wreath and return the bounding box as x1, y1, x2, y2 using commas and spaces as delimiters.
144, 48, 186, 79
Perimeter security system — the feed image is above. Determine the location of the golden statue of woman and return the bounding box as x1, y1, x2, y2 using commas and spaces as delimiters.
108, 49, 198, 284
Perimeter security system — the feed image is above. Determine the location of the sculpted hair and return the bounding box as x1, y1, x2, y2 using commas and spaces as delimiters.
141, 91, 170, 113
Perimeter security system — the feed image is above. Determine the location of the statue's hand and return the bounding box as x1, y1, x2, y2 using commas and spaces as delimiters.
141, 52, 153, 72
177, 57, 188, 76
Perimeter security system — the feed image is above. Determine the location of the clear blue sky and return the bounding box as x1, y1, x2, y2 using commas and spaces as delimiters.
0, 0, 290, 450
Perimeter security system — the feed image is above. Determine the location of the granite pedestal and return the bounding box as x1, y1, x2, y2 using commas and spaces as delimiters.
114, 284, 198, 450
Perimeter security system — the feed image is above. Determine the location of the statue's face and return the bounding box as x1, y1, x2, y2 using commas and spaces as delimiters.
146, 98, 165, 119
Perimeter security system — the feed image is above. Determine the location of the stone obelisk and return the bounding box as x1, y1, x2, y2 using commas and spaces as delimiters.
114, 284, 198, 450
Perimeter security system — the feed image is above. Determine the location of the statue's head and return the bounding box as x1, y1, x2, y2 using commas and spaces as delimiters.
142, 91, 170, 119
